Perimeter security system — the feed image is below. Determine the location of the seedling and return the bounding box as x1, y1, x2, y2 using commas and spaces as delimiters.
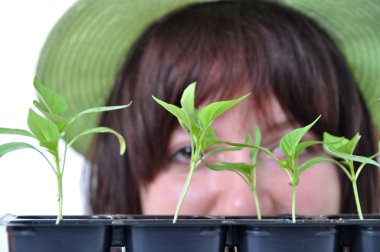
323, 132, 380, 219
203, 126, 263, 219
153, 82, 250, 223
222, 116, 327, 223
0, 77, 130, 224
274, 116, 332, 223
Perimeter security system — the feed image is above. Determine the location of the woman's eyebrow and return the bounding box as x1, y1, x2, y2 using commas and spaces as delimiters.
262, 119, 293, 133
169, 127, 191, 142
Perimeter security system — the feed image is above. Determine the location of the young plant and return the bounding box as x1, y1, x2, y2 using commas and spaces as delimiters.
0, 77, 130, 224
203, 126, 263, 220
152, 82, 250, 223
275, 116, 332, 223
222, 116, 327, 223
322, 132, 380, 219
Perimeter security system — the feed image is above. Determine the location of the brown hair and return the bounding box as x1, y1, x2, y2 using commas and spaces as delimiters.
87, 1, 379, 214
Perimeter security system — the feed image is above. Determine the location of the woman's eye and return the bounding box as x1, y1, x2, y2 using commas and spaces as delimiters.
257, 141, 285, 162
269, 145, 286, 160
299, 145, 320, 159
170, 146, 192, 164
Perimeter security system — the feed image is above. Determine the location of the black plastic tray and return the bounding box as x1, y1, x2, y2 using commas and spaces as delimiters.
2, 214, 380, 252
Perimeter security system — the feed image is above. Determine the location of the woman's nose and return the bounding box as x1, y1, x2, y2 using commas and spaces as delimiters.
211, 170, 258, 215
207, 150, 259, 216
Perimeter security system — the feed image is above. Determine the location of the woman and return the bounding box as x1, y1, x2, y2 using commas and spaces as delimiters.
86, 1, 379, 216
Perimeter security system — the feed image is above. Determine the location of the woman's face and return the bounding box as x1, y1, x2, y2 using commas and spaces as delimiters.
140, 96, 341, 216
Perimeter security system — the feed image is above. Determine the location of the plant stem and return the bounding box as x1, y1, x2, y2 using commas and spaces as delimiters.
54, 154, 63, 224
251, 186, 261, 220
352, 179, 363, 220
61, 141, 68, 175
251, 170, 261, 220
56, 172, 63, 224
291, 183, 296, 223
173, 159, 197, 223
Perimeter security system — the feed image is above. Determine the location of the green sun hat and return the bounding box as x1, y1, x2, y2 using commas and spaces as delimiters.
36, 0, 215, 154
36, 0, 380, 154
277, 0, 380, 136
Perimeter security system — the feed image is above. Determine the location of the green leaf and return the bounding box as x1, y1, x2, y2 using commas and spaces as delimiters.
68, 127, 126, 155
180, 82, 196, 109
323, 144, 380, 167
323, 132, 347, 146
0, 127, 34, 137
0, 142, 37, 157
152, 96, 191, 129
66, 103, 132, 129
198, 93, 250, 128
200, 127, 216, 152
180, 82, 197, 124
33, 98, 49, 114
27, 109, 60, 151
298, 156, 332, 174
280, 115, 320, 158
33, 76, 68, 115
323, 132, 361, 155
346, 133, 361, 154
205, 161, 257, 175
190, 119, 202, 141
323, 132, 349, 153
33, 100, 68, 132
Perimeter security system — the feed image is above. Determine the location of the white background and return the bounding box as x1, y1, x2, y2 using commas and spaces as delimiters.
0, 1, 84, 219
